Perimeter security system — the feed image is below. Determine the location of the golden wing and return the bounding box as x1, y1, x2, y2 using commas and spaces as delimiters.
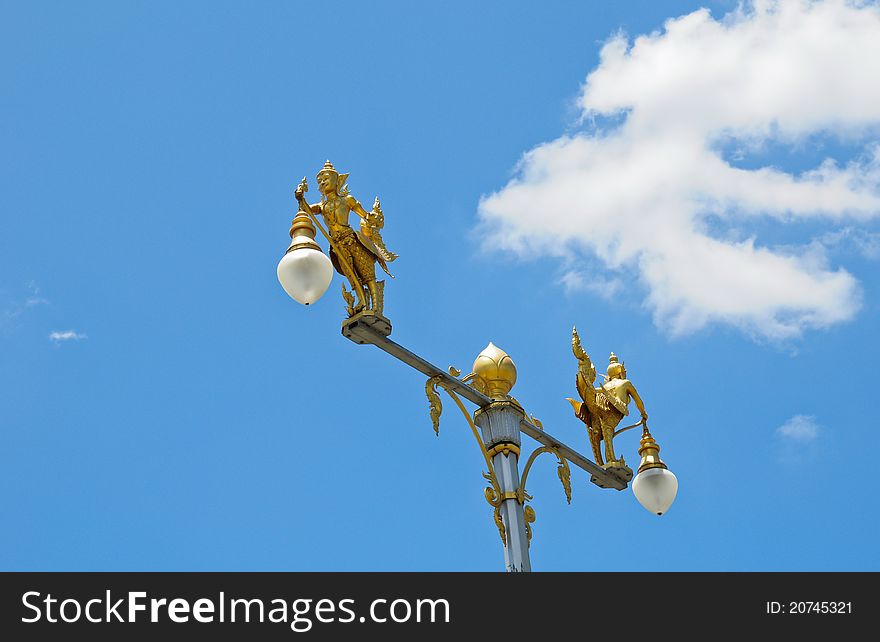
360, 197, 398, 262
571, 326, 596, 383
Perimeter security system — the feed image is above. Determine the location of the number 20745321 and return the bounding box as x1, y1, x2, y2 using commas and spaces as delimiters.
766, 602, 852, 615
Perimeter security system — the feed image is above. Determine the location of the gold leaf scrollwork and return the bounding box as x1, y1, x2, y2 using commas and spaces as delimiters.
484, 471, 506, 544
493, 505, 507, 546
524, 505, 536, 544
483, 474, 500, 506
557, 457, 572, 505
519, 446, 572, 506
516, 446, 573, 546
425, 376, 443, 436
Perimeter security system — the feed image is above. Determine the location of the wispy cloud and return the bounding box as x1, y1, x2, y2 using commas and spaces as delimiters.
559, 270, 622, 299
49, 330, 87, 343
23, 280, 49, 307
776, 415, 820, 442
818, 227, 880, 260
478, 1, 880, 341
776, 414, 821, 465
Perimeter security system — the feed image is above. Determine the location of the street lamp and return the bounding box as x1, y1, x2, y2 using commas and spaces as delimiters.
632, 429, 679, 516
277, 161, 678, 571
276, 207, 333, 305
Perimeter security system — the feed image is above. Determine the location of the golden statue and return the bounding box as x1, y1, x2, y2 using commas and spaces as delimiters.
295, 160, 397, 317
566, 327, 647, 469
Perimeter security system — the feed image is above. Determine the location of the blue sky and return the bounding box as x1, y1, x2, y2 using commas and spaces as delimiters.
2, 0, 879, 571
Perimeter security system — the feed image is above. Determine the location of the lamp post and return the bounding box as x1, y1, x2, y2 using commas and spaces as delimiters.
277, 161, 678, 571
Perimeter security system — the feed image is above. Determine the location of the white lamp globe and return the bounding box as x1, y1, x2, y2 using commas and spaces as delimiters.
632, 467, 678, 516
277, 246, 333, 306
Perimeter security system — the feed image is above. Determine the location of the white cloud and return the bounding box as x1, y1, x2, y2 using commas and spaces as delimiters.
776, 414, 820, 442
478, 0, 880, 340
49, 330, 87, 343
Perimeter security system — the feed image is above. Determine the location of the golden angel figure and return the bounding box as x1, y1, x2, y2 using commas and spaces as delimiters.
566, 327, 647, 468
295, 160, 397, 316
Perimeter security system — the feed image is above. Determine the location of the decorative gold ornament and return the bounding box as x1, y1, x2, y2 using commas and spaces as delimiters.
509, 445, 573, 547
471, 342, 517, 398
486, 443, 520, 459
426, 375, 443, 436
566, 327, 647, 472
523, 506, 536, 544
484, 478, 507, 546
517, 446, 572, 506
636, 425, 669, 474
285, 209, 322, 254
294, 162, 398, 318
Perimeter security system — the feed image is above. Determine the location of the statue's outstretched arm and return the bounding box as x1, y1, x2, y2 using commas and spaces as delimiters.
346, 194, 370, 219
627, 382, 648, 419
295, 178, 322, 214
